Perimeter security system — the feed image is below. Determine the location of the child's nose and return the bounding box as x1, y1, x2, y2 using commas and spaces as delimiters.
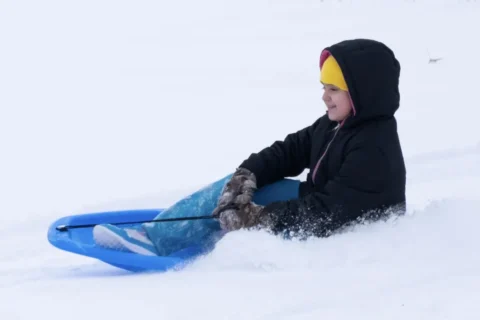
322, 91, 330, 102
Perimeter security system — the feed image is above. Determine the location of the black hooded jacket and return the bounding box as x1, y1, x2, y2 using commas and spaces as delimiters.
239, 39, 406, 237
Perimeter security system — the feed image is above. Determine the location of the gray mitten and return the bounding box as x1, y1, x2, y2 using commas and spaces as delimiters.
212, 168, 274, 231
218, 202, 270, 231
212, 167, 257, 217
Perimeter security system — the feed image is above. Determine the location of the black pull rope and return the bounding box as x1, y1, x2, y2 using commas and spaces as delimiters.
55, 215, 215, 232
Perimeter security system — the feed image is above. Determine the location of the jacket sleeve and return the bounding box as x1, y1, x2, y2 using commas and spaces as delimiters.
239, 116, 326, 188
264, 143, 389, 237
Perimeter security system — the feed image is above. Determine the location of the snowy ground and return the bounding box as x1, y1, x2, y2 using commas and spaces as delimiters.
1, 0, 480, 319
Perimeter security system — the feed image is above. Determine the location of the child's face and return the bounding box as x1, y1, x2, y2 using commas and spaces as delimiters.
322, 84, 353, 122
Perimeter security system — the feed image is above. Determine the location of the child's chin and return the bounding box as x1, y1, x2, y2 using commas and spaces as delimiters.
327, 113, 340, 121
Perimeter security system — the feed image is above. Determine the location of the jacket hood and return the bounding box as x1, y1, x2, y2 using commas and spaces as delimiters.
320, 39, 401, 128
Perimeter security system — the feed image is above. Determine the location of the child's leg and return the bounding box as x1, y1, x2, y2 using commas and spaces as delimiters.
142, 174, 232, 256
93, 174, 232, 256
143, 176, 301, 255
93, 174, 301, 256
253, 178, 300, 205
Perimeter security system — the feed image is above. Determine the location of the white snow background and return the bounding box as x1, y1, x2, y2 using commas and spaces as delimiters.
1, 0, 480, 319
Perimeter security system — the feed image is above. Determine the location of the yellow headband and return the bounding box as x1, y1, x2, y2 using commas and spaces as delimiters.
320, 55, 348, 91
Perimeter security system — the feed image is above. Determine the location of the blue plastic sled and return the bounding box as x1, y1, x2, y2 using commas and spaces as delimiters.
48, 178, 301, 272
47, 208, 218, 272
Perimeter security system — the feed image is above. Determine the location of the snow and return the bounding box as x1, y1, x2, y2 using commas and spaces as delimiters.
1, 0, 480, 318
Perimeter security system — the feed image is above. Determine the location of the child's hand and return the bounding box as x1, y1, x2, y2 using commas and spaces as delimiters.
212, 167, 257, 218
217, 202, 266, 231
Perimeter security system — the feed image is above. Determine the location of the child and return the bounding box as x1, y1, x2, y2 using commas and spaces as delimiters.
93, 38, 406, 256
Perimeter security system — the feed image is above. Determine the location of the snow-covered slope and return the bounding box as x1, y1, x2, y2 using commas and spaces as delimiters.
1, 1, 480, 319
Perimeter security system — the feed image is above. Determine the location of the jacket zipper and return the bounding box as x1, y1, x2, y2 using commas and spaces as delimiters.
311, 121, 343, 184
